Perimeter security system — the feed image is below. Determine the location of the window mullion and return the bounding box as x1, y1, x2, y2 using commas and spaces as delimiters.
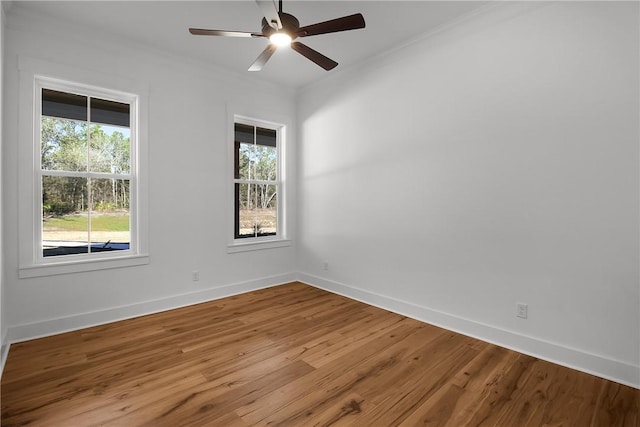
39, 170, 88, 178
89, 172, 132, 180
87, 176, 93, 253
39, 170, 130, 180
234, 179, 277, 185
86, 96, 92, 253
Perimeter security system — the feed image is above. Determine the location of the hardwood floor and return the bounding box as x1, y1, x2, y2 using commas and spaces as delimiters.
2, 282, 638, 426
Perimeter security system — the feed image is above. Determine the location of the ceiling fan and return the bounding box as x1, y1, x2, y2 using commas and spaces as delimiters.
189, 0, 365, 71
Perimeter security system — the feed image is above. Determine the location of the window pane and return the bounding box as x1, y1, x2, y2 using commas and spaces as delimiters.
235, 183, 257, 238
42, 176, 89, 257
253, 144, 277, 181
235, 183, 277, 238
234, 123, 254, 144
41, 117, 88, 172
236, 142, 253, 180
89, 124, 131, 174
256, 127, 276, 147
90, 97, 130, 127
42, 89, 87, 121
90, 178, 130, 252
256, 184, 277, 236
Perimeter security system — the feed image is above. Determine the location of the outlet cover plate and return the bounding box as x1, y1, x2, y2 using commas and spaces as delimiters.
516, 303, 528, 319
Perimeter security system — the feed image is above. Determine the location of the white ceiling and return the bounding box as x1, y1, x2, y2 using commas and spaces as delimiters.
10, 1, 489, 90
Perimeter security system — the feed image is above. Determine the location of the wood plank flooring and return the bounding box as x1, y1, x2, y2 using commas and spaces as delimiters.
2, 282, 638, 426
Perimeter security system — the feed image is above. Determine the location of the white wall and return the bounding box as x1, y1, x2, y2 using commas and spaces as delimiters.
297, 2, 639, 387
2, 6, 297, 339
0, 1, 6, 372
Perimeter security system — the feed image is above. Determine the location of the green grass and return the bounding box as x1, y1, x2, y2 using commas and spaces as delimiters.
44, 213, 129, 231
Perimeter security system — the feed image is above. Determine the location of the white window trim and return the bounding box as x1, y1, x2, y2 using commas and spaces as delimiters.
18, 57, 149, 278
227, 109, 290, 253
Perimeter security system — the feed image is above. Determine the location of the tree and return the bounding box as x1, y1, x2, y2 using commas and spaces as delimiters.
41, 117, 131, 215
41, 118, 88, 172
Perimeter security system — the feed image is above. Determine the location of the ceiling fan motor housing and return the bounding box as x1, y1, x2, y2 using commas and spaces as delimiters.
262, 13, 300, 39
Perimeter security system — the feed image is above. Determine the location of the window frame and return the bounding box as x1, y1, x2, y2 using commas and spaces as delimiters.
36, 78, 138, 262
228, 114, 289, 253
18, 57, 149, 278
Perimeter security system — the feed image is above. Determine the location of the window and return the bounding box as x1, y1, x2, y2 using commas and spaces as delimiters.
40, 87, 133, 258
18, 62, 148, 278
231, 117, 287, 250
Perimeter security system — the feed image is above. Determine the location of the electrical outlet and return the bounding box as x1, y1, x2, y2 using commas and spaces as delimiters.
516, 303, 528, 319
322, 261, 329, 271
192, 270, 200, 282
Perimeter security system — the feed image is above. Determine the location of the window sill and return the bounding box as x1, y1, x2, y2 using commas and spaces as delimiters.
227, 239, 291, 254
19, 254, 150, 278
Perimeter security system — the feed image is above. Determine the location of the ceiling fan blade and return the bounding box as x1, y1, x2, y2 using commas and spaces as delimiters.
189, 28, 263, 38
291, 42, 338, 71
248, 44, 278, 71
255, 0, 282, 30
297, 13, 365, 37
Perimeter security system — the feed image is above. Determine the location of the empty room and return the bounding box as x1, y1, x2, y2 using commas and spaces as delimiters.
0, 0, 638, 425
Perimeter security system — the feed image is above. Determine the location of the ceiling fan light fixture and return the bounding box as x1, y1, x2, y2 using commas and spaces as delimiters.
269, 32, 292, 47
189, 1, 366, 71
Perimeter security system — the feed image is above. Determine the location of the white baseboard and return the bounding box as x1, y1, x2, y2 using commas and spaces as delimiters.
7, 272, 297, 344
6, 272, 638, 389
298, 272, 640, 390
